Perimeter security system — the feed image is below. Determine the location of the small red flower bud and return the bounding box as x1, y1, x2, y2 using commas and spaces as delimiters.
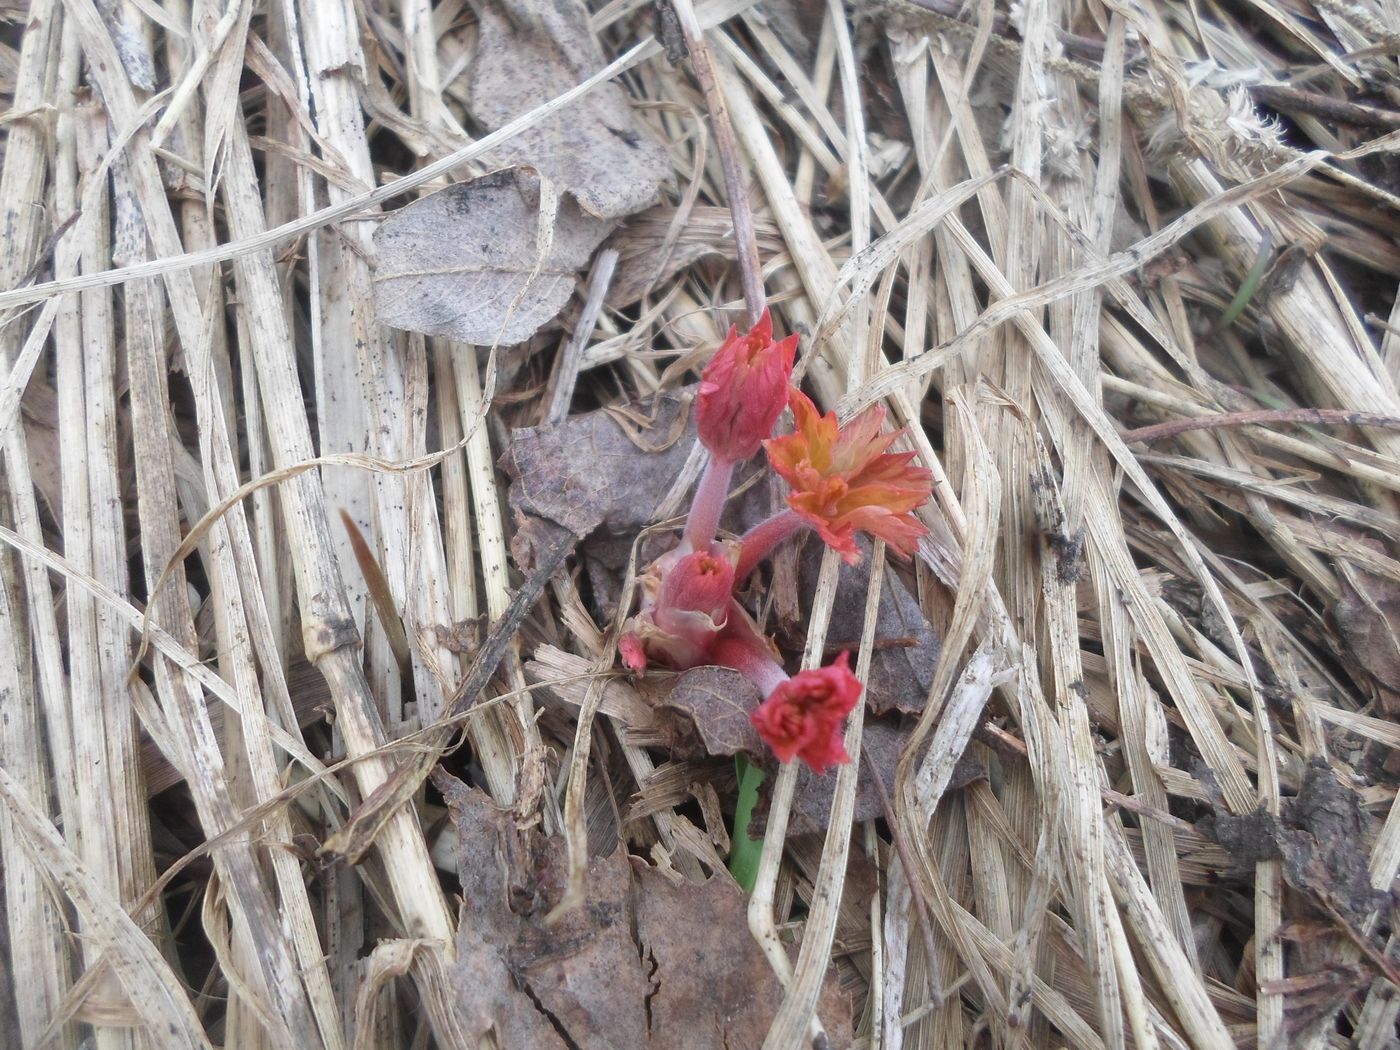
655, 548, 735, 638
696, 308, 798, 464
618, 544, 737, 672
750, 652, 862, 774
619, 633, 648, 673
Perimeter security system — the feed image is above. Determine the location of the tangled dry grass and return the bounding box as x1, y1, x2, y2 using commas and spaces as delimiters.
3, 0, 1400, 1046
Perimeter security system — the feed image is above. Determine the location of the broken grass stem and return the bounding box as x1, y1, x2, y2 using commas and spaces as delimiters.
669, 0, 764, 326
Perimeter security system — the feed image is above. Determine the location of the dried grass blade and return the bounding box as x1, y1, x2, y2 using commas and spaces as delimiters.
0, 766, 212, 1049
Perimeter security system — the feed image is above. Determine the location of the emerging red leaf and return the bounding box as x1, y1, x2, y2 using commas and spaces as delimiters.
619, 544, 736, 672
764, 390, 933, 564
695, 308, 798, 464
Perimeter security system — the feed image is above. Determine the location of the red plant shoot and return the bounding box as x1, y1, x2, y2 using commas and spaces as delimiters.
620, 543, 736, 672
695, 307, 798, 465
749, 653, 862, 774
763, 389, 933, 564
618, 312, 932, 777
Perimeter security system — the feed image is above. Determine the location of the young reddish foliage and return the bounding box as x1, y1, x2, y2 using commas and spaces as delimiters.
654, 547, 735, 639
695, 308, 798, 464
619, 544, 736, 672
749, 652, 862, 774
764, 390, 933, 564
615, 310, 935, 777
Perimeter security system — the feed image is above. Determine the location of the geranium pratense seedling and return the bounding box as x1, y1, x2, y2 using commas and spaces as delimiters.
619, 312, 933, 783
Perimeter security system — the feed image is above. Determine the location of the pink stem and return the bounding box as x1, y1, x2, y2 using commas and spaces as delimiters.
683, 454, 735, 551
712, 632, 789, 697
735, 509, 807, 582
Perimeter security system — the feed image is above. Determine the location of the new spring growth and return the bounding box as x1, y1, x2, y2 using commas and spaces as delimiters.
619, 312, 933, 772
619, 543, 736, 673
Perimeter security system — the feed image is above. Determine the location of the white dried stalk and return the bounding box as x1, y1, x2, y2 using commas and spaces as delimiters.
1103, 829, 1235, 1048
545, 248, 619, 426
292, 0, 404, 719
893, 391, 1020, 1026
0, 5, 792, 312
762, 544, 883, 1047
213, 124, 362, 1050
0, 524, 334, 785
432, 344, 479, 628
122, 153, 333, 1050
450, 343, 538, 799
0, 766, 211, 1048
0, 549, 72, 1047
213, 109, 459, 1010
878, 856, 910, 1050
746, 546, 840, 1045
67, 111, 161, 1050
0, 3, 79, 1042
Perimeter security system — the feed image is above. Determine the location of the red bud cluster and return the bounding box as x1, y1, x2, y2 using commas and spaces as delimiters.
618, 311, 932, 774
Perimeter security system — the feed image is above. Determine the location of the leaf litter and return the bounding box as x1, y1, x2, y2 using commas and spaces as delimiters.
437, 773, 851, 1048
11, 0, 1400, 1044
373, 167, 614, 345
468, 0, 671, 222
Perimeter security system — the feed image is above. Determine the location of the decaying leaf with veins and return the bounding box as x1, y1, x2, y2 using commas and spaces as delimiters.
437, 774, 853, 1047
469, 0, 670, 220
372, 167, 612, 345
660, 665, 766, 760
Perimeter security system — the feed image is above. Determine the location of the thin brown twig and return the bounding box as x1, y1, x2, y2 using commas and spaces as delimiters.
669, 0, 765, 328
1121, 408, 1400, 445
1248, 84, 1400, 130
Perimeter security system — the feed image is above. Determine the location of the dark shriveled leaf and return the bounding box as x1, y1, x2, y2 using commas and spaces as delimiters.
796, 539, 940, 715
437, 773, 852, 1048
660, 665, 766, 760
787, 716, 912, 837
440, 774, 649, 1047
635, 866, 853, 1049
1202, 760, 1390, 925
1334, 550, 1400, 715
469, 0, 671, 220
503, 390, 695, 570
372, 168, 613, 346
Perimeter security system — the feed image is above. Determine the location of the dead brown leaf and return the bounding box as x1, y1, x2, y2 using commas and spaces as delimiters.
1279, 761, 1391, 925
604, 205, 785, 308
441, 772, 649, 1047
437, 772, 852, 1048
787, 717, 913, 837
372, 167, 613, 345
1334, 549, 1400, 714
1203, 760, 1389, 925
469, 0, 671, 220
660, 665, 766, 761
433, 617, 482, 654
794, 540, 940, 715
503, 390, 695, 571
634, 865, 853, 1049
